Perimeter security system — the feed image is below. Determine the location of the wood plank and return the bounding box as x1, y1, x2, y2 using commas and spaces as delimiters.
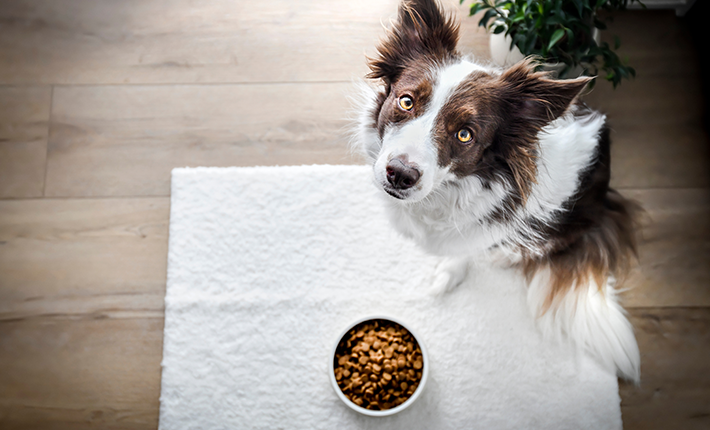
620, 189, 710, 308
589, 77, 704, 128
44, 83, 365, 197
602, 10, 699, 72
0, 0, 488, 85
41, 10, 710, 197
621, 307, 710, 430
584, 12, 709, 189
43, 80, 710, 197
0, 316, 162, 430
0, 198, 168, 320
608, 123, 710, 189
0, 86, 51, 198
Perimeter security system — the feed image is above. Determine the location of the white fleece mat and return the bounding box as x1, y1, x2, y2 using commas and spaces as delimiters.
159, 165, 622, 430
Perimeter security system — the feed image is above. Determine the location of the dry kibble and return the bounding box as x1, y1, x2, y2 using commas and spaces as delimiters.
333, 319, 424, 411
384, 347, 394, 358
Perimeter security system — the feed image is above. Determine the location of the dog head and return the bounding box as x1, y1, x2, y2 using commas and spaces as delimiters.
361, 0, 592, 204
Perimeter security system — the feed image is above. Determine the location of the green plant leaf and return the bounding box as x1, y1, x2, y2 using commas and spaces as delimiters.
565, 27, 574, 42
479, 9, 499, 27
512, 7, 526, 22
547, 28, 566, 51
524, 32, 538, 54
467, 0, 635, 88
471, 2, 492, 18
572, 0, 584, 16
546, 15, 563, 25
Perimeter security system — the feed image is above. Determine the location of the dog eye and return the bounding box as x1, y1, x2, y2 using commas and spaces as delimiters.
398, 96, 414, 111
457, 128, 473, 143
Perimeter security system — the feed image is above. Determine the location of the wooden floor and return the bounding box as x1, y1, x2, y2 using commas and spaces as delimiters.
1, 1, 708, 428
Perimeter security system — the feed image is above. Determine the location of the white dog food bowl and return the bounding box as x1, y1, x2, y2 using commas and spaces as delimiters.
329, 315, 428, 416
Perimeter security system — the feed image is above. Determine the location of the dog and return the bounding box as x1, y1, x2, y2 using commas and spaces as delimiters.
353, 0, 640, 382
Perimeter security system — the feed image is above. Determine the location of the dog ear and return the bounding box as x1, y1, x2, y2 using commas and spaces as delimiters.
500, 58, 593, 129
494, 59, 592, 202
368, 0, 459, 84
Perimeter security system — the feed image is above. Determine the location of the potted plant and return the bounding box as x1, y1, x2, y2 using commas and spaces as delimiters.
463, 0, 643, 87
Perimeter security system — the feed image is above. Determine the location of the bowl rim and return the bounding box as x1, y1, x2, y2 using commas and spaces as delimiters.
329, 315, 429, 417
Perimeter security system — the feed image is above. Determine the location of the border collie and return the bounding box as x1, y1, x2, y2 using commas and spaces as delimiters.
354, 0, 640, 382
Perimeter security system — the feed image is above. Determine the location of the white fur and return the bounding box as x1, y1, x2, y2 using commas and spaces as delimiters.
527, 112, 606, 223
528, 269, 641, 382
354, 57, 641, 382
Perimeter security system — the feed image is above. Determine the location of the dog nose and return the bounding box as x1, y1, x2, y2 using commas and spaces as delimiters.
386, 157, 421, 190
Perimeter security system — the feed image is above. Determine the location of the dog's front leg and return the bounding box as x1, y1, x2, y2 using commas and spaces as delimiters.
431, 256, 471, 295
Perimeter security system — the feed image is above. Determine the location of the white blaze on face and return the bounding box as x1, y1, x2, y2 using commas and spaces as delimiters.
374, 60, 486, 202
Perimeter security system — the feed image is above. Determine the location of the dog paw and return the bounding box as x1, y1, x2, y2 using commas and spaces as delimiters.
430, 257, 470, 296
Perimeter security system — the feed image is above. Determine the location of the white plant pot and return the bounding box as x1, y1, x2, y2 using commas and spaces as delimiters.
489, 31, 525, 68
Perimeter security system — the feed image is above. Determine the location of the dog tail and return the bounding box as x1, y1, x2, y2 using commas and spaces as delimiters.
527, 269, 640, 382
522, 189, 642, 382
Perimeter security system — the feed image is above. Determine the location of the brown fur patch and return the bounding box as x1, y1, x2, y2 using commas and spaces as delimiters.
495, 59, 591, 201
374, 65, 436, 138
367, 0, 459, 85
522, 191, 640, 312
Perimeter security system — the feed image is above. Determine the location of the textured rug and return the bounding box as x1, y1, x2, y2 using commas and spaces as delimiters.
159, 165, 622, 430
